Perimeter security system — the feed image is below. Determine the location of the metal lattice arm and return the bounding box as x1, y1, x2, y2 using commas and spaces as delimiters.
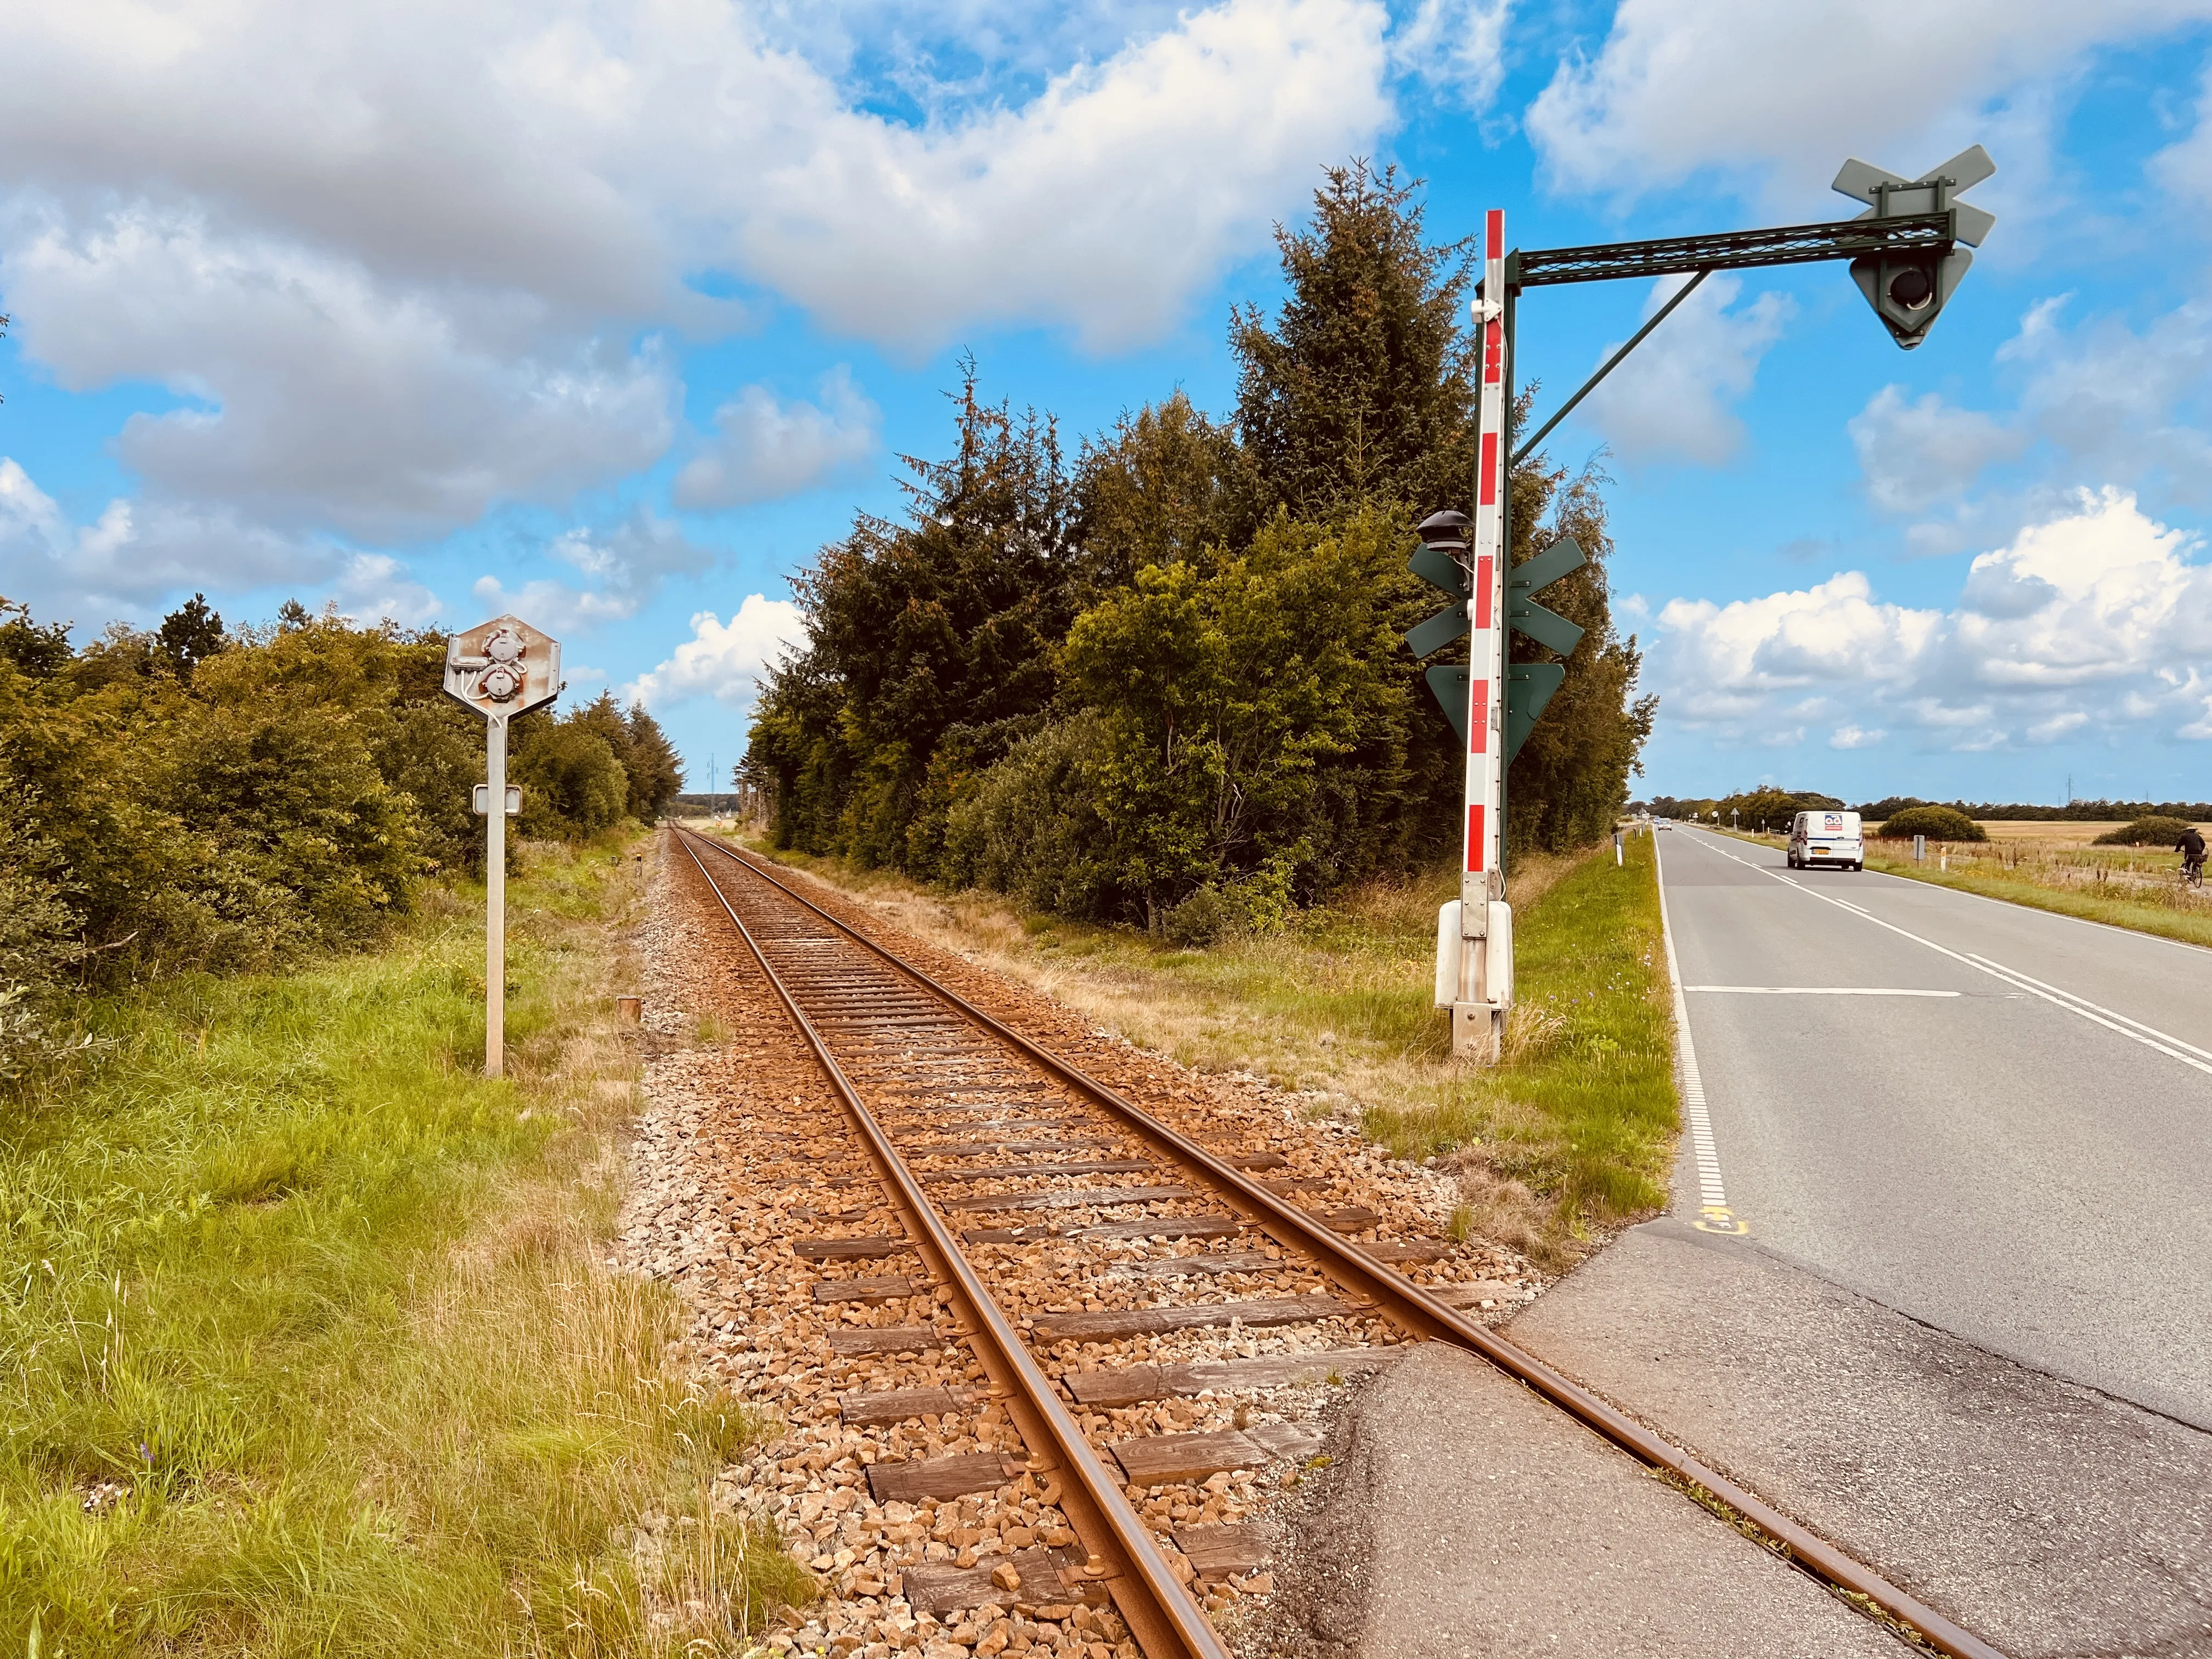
1500, 211, 1955, 290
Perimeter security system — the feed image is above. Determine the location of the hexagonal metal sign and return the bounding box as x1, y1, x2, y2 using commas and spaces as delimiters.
444, 614, 561, 721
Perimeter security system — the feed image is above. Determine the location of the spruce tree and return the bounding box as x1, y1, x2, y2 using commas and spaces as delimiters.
156, 594, 227, 681
747, 359, 1081, 873
1071, 392, 1261, 595
1231, 160, 1476, 517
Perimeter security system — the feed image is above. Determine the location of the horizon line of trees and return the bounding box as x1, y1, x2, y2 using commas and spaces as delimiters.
1, 592, 682, 1078
1644, 791, 2212, 825
744, 161, 1656, 940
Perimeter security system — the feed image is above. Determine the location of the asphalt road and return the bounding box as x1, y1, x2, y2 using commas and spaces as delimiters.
1654, 825, 2212, 1430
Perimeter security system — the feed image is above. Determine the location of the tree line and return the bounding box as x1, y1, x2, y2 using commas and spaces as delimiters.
1641, 789, 1845, 831
1644, 790, 2212, 827
0, 594, 680, 1074
745, 162, 1656, 939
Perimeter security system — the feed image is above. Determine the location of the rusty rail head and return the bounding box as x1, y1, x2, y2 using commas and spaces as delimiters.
678, 828, 2011, 1659
673, 833, 1231, 1659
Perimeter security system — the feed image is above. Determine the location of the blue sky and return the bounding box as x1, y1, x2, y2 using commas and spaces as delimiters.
6, 1, 2212, 805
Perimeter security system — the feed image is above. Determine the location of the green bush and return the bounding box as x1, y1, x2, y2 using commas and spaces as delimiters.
1161, 853, 1300, 948
2093, 815, 2193, 846
512, 721, 629, 839
942, 712, 1118, 917
1876, 804, 1986, 842
0, 596, 686, 1026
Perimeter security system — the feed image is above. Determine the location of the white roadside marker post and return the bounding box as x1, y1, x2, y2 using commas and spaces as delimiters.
444, 614, 562, 1079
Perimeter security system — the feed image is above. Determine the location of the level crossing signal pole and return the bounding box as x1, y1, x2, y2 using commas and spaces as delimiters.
1417, 148, 1996, 1060
444, 614, 562, 1079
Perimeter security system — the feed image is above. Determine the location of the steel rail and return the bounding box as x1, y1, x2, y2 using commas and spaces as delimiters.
674, 833, 1231, 1659
680, 828, 2010, 1659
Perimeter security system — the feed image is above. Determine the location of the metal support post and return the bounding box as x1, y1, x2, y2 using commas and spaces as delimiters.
485, 715, 507, 1079
443, 612, 558, 1081
1455, 207, 1512, 1063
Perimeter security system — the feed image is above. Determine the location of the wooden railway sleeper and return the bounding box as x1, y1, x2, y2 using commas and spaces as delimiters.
677, 832, 1232, 1659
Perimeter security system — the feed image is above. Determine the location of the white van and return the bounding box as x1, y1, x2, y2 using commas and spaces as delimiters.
1788, 810, 1864, 871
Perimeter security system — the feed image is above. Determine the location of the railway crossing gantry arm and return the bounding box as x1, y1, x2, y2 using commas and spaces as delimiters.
1430, 149, 1996, 1062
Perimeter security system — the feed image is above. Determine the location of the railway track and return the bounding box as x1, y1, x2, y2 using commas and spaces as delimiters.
671, 826, 2005, 1659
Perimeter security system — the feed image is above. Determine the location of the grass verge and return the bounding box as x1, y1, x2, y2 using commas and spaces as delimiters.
726, 826, 1677, 1266
1, 833, 810, 1657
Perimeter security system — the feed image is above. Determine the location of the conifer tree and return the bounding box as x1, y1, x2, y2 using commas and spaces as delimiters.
1231, 160, 1476, 517
747, 359, 1081, 873
155, 594, 228, 681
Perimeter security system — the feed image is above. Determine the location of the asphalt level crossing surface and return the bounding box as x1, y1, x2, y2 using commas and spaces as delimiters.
1654, 825, 2212, 1430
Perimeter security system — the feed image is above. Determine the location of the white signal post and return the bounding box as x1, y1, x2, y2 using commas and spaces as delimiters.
444, 615, 562, 1079
1455, 208, 1513, 1060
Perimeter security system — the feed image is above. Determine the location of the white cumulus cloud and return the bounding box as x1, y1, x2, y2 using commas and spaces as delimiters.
2, 206, 676, 543
0, 455, 334, 616
625, 596, 809, 713
675, 369, 880, 511
1575, 273, 1792, 466
1849, 386, 2029, 516
1650, 489, 2212, 753
471, 508, 719, 634
1390, 0, 1511, 111
1525, 0, 2211, 211
0, 0, 1410, 602
2150, 64, 2212, 207
332, 554, 443, 629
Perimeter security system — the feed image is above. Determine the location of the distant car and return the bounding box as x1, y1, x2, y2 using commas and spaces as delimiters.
1788, 809, 1864, 871
1654, 817, 1673, 830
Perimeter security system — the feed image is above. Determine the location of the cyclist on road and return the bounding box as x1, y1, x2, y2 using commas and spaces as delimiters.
2180, 823, 2207, 887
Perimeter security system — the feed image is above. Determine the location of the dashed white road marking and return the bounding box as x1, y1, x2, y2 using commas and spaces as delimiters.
1652, 832, 1742, 1234
1688, 831, 2212, 1080
1686, 985, 1961, 997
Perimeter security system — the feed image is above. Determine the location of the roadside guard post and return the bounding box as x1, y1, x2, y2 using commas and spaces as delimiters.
444, 615, 561, 1077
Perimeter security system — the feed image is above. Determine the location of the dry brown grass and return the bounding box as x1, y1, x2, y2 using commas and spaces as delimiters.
1968, 820, 2134, 845
1730, 823, 2212, 948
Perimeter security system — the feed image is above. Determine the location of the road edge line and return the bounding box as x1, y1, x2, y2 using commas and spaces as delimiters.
1654, 832, 1737, 1233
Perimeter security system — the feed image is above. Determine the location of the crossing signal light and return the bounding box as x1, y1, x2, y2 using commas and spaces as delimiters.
1407, 510, 1474, 745
1832, 145, 1995, 349
1406, 517, 1588, 762
1505, 537, 1584, 760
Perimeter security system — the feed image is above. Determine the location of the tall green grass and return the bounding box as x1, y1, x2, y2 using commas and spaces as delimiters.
1862, 845, 2212, 949
1, 837, 809, 1656
1359, 831, 1677, 1251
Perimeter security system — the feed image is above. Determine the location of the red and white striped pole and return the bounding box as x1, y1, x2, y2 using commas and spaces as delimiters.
1456, 208, 1511, 1059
